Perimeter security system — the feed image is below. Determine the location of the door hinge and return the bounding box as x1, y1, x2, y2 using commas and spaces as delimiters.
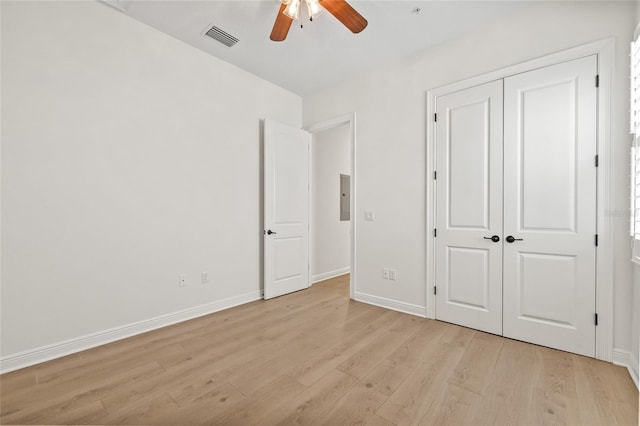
434, 286, 437, 295
595, 234, 598, 246
434, 113, 437, 122
595, 313, 598, 326
434, 171, 437, 180
595, 154, 599, 167
595, 75, 599, 88
434, 228, 437, 238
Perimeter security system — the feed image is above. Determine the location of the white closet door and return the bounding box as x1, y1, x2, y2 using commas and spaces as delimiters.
502, 56, 597, 357
435, 80, 504, 335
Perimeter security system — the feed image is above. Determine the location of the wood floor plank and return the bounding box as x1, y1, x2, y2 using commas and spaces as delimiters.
312, 359, 412, 425
528, 348, 582, 426
97, 345, 253, 412
205, 375, 305, 425
336, 314, 423, 380
418, 383, 480, 426
376, 324, 475, 426
37, 400, 107, 426
0, 369, 36, 392
1, 361, 165, 424
168, 380, 245, 410
287, 309, 398, 387
468, 337, 541, 425
100, 392, 181, 425
573, 353, 639, 425
258, 369, 357, 425
386, 320, 450, 368
226, 297, 369, 395
1, 275, 637, 426
447, 330, 504, 395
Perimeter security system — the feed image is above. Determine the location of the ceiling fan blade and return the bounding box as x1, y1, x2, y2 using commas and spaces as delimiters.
320, 0, 368, 34
270, 3, 294, 41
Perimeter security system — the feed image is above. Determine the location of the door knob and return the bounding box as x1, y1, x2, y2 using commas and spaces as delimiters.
483, 235, 500, 243
506, 235, 523, 243
266, 230, 277, 235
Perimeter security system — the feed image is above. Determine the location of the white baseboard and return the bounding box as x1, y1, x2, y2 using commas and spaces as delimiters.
613, 349, 639, 390
0, 290, 261, 374
354, 291, 426, 318
312, 267, 350, 284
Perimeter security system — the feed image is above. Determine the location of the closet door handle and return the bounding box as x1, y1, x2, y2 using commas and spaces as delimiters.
506, 235, 523, 243
483, 235, 500, 243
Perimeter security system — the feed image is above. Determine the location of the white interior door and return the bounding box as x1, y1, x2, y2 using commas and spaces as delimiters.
502, 56, 597, 357
435, 80, 504, 335
264, 119, 310, 299
434, 56, 598, 357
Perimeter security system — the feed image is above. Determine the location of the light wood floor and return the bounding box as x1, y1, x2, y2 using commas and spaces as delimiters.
1, 274, 637, 425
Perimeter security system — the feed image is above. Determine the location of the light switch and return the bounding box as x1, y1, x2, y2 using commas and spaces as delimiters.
364, 210, 375, 221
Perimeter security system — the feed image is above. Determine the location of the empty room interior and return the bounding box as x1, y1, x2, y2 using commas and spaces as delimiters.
2, 0, 640, 424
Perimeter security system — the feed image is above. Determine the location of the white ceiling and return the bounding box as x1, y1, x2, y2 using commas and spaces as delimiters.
107, 1, 533, 96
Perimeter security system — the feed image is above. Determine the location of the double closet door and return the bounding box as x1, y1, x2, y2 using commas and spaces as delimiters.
434, 56, 597, 357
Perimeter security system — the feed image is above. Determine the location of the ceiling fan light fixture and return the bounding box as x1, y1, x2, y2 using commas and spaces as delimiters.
305, 0, 323, 19
271, 0, 367, 42
283, 0, 300, 19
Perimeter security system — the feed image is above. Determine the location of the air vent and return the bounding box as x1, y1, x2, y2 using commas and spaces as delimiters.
204, 26, 239, 48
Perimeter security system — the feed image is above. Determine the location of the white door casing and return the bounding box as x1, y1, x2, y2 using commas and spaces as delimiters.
502, 56, 597, 357
264, 119, 310, 299
435, 80, 504, 335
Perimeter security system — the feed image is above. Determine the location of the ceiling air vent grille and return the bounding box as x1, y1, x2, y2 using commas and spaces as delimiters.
204, 26, 239, 48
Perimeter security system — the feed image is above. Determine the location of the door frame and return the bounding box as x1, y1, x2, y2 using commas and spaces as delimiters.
306, 113, 357, 300
426, 38, 615, 362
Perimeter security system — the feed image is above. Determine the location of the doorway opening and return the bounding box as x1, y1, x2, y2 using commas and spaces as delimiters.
307, 114, 356, 300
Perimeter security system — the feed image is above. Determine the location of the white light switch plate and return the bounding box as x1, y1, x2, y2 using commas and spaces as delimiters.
364, 210, 376, 221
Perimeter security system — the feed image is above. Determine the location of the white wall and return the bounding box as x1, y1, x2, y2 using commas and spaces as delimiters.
1, 1, 301, 364
310, 124, 351, 282
303, 2, 636, 352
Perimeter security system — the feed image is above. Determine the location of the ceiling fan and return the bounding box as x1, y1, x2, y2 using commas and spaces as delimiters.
270, 0, 368, 42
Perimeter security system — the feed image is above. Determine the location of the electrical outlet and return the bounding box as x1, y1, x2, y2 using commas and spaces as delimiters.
201, 271, 209, 284
389, 269, 397, 280
383, 268, 389, 279
179, 273, 187, 287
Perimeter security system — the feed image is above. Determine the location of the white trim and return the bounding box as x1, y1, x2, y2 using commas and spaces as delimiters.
312, 267, 350, 284
0, 290, 261, 374
306, 113, 357, 300
425, 94, 436, 320
355, 292, 426, 318
594, 38, 615, 362
613, 349, 639, 390
426, 38, 615, 361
